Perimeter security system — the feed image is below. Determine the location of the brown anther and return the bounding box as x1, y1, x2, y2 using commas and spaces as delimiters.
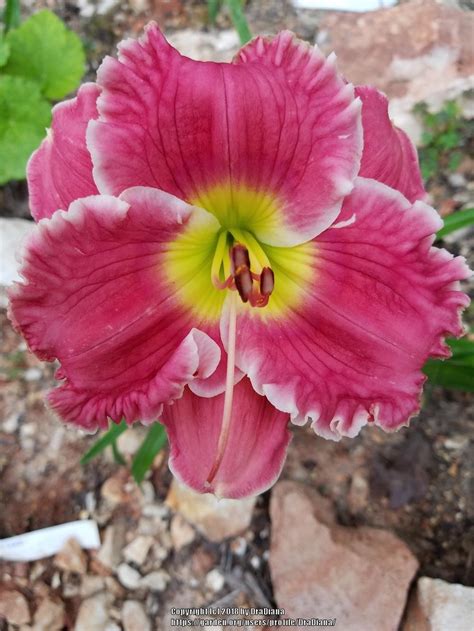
260, 267, 275, 297
230, 243, 251, 275
234, 266, 253, 303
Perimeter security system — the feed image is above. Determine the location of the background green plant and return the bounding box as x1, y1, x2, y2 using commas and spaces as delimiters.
208, 0, 252, 44
0, 3, 85, 184
414, 100, 474, 182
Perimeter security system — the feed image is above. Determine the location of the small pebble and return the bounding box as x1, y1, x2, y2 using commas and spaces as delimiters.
23, 367, 42, 382
139, 570, 170, 592
122, 600, 151, 631
2, 414, 20, 433
250, 556, 261, 570
230, 537, 247, 557
447, 172, 467, 188
117, 564, 141, 590
205, 569, 225, 593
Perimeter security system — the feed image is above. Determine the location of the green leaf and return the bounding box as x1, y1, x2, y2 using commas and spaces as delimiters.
131, 424, 167, 484
3, 0, 21, 32
437, 208, 474, 239
225, 0, 252, 45
0, 37, 10, 67
4, 10, 85, 100
80, 420, 128, 465
436, 130, 460, 151
111, 440, 127, 466
447, 150, 462, 172
423, 337, 474, 391
0, 75, 51, 184
208, 0, 223, 23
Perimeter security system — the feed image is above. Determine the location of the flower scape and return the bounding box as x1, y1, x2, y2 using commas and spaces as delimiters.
8, 25, 470, 499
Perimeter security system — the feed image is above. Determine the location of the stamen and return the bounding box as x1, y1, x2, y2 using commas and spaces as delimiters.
230, 243, 250, 274
234, 266, 253, 303
206, 292, 238, 486
211, 230, 230, 288
211, 238, 275, 309
260, 267, 275, 297
230, 229, 271, 271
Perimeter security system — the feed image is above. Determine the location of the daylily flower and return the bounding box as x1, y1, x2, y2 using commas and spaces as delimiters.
9, 26, 470, 499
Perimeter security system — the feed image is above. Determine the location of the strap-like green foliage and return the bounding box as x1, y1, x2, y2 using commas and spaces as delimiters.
208, 0, 252, 44
0, 9, 85, 183
81, 420, 167, 486
131, 424, 167, 484
423, 337, 474, 392
437, 208, 474, 239
0, 37, 9, 67
3, 0, 21, 33
80, 420, 128, 465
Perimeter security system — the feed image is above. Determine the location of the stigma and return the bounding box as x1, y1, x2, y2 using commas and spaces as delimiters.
211, 236, 275, 308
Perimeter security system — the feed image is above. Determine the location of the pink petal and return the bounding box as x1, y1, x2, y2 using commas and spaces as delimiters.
27, 83, 100, 221
8, 187, 220, 431
88, 25, 362, 247
189, 333, 244, 398
161, 378, 291, 499
356, 86, 426, 203
225, 178, 470, 440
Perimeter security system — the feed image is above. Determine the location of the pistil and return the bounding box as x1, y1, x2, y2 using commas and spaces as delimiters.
206, 291, 237, 486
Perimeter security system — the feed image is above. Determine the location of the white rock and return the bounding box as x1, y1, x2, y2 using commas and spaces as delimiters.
121, 600, 151, 631
33, 597, 65, 631
74, 595, 110, 631
166, 480, 256, 542
2, 413, 20, 433
403, 577, 474, 631
80, 575, 106, 598
122, 536, 154, 566
0, 590, 30, 626
117, 564, 141, 590
170, 514, 195, 551
167, 29, 240, 63
139, 570, 170, 592
54, 538, 87, 574
293, 0, 396, 9
23, 367, 42, 382
448, 172, 467, 188
205, 569, 225, 593
97, 524, 125, 570
0, 218, 34, 286
117, 427, 147, 456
